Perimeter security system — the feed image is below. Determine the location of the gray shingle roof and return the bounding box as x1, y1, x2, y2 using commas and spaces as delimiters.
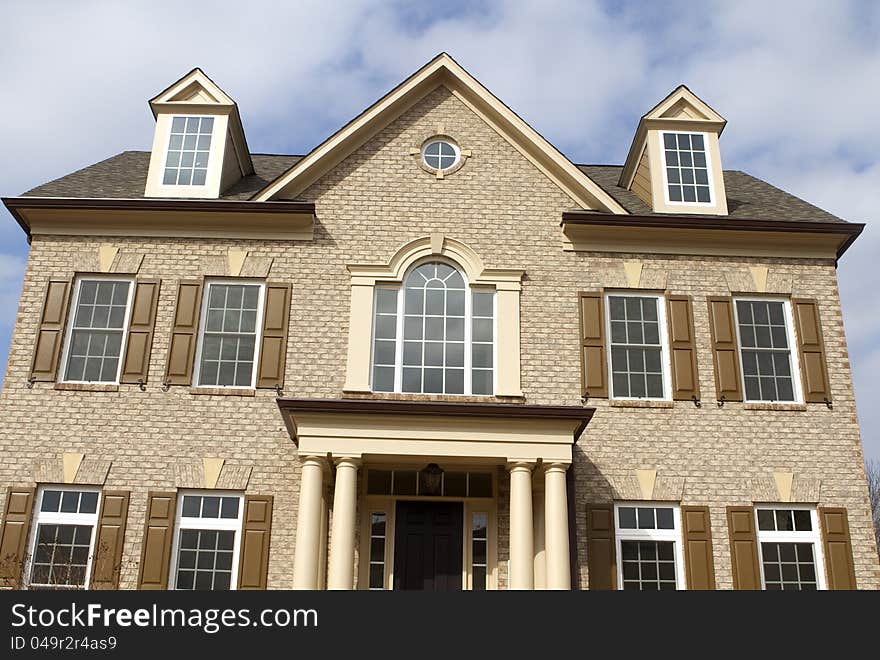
21, 151, 302, 201
20, 151, 847, 223
579, 165, 845, 223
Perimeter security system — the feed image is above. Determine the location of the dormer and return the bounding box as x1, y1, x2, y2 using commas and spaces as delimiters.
144, 68, 253, 199
619, 85, 728, 215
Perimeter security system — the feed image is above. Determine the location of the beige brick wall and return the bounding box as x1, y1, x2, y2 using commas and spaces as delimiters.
0, 85, 876, 589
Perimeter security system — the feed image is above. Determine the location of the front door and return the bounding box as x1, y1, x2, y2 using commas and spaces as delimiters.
393, 501, 463, 591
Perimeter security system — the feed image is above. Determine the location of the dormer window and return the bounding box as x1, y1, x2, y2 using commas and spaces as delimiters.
163, 116, 214, 186
662, 132, 711, 204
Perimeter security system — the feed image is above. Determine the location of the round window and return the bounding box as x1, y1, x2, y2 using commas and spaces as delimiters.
421, 139, 460, 171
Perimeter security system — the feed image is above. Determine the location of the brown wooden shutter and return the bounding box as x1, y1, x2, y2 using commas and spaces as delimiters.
30, 279, 72, 382
120, 280, 161, 384
586, 504, 616, 589
256, 283, 291, 389
727, 506, 761, 589
163, 281, 203, 386
707, 297, 743, 402
0, 487, 35, 588
579, 292, 608, 399
237, 495, 273, 590
681, 505, 716, 590
666, 295, 700, 401
90, 490, 130, 590
791, 299, 831, 404
818, 507, 857, 590
137, 491, 177, 590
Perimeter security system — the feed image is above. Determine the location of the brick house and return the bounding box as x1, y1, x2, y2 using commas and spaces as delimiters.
0, 53, 876, 590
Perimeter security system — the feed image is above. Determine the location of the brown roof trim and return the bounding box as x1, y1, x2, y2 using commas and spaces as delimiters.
3, 197, 316, 239
561, 211, 864, 260
3, 196, 314, 214
276, 397, 595, 442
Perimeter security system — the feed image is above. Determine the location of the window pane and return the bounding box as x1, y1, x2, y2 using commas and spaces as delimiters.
757, 509, 775, 531
182, 496, 200, 518
367, 470, 392, 495
41, 490, 61, 513
618, 507, 636, 529
468, 473, 493, 498
637, 507, 654, 529
655, 508, 674, 529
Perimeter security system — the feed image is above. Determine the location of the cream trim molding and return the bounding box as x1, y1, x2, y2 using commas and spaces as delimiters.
343, 234, 525, 396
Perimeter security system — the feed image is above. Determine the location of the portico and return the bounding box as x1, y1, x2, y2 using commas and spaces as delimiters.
278, 399, 593, 590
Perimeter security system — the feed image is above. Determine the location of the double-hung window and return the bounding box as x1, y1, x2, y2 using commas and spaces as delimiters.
606, 294, 669, 399
371, 261, 495, 395
27, 487, 101, 590
163, 116, 214, 186
194, 281, 265, 389
170, 492, 244, 591
615, 503, 685, 590
755, 506, 825, 590
662, 131, 711, 204
61, 277, 133, 384
734, 298, 801, 402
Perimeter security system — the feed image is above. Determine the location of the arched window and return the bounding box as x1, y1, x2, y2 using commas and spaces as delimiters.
372, 261, 494, 395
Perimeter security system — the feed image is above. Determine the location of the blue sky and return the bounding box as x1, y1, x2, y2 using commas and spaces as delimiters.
0, 0, 877, 460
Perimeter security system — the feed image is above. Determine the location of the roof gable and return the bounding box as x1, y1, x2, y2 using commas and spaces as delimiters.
642, 85, 725, 123
149, 68, 235, 110
254, 53, 626, 213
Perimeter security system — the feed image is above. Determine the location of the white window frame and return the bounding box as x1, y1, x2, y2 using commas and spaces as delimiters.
25, 485, 102, 590
659, 130, 714, 207
59, 275, 135, 385
604, 292, 672, 401
754, 504, 826, 590
614, 502, 686, 590
168, 490, 245, 591
421, 138, 461, 172
158, 114, 216, 189
370, 260, 497, 397
732, 296, 803, 404
192, 279, 266, 390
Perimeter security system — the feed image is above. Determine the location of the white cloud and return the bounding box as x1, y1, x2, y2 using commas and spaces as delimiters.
0, 0, 877, 457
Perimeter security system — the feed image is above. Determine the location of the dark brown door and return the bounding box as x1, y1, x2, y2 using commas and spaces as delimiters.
394, 501, 463, 591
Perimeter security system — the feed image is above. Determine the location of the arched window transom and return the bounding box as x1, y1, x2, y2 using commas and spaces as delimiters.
372, 262, 494, 395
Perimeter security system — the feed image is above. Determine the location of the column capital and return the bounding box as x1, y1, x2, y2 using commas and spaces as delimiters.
300, 454, 327, 467
543, 462, 570, 475
507, 460, 537, 473
333, 456, 362, 468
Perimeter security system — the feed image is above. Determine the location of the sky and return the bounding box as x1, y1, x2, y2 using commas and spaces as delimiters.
0, 0, 877, 460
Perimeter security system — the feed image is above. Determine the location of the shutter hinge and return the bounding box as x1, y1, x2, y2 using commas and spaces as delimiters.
161, 379, 171, 392
691, 394, 701, 408
823, 397, 833, 410
137, 378, 147, 392
581, 392, 589, 404
274, 384, 284, 397
25, 375, 36, 389
716, 395, 727, 407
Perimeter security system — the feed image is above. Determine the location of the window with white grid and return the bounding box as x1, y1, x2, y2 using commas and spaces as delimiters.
756, 506, 825, 590
734, 299, 799, 402
662, 132, 711, 203
61, 278, 133, 384
27, 487, 100, 590
195, 282, 264, 388
163, 116, 214, 186
615, 503, 685, 590
368, 512, 386, 590
607, 294, 668, 399
371, 262, 494, 395
171, 493, 243, 591
422, 139, 459, 171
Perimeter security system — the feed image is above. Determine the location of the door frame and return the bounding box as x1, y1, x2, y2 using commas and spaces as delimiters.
358, 466, 498, 590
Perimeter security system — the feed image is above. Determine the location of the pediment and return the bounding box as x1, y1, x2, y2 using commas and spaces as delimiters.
149, 68, 235, 112
644, 85, 725, 124
254, 53, 626, 213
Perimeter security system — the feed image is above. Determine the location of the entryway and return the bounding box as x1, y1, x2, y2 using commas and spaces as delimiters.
393, 501, 463, 591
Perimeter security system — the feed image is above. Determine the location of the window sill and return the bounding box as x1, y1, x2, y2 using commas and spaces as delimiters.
609, 399, 674, 409
54, 382, 119, 392
343, 392, 525, 404
744, 402, 807, 412
189, 387, 256, 397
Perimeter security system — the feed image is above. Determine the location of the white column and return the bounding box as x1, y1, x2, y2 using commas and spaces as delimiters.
544, 462, 571, 590
317, 483, 329, 589
327, 457, 360, 590
508, 462, 535, 590
292, 456, 325, 589
533, 478, 547, 590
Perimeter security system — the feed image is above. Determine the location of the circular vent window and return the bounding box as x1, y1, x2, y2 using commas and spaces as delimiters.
422, 139, 460, 171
